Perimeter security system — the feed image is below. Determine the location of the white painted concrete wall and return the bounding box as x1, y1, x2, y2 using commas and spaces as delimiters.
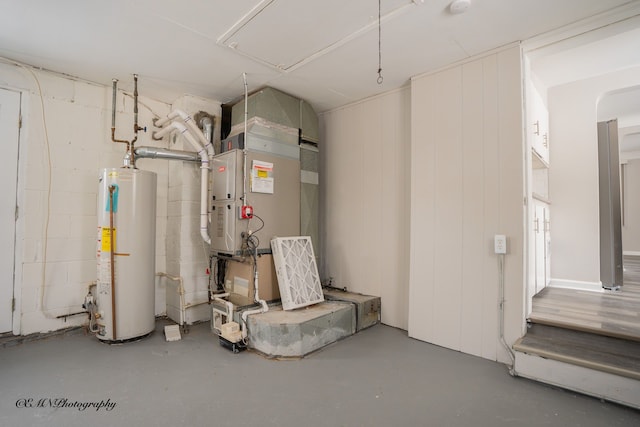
0, 62, 221, 335
548, 65, 640, 285
163, 95, 221, 324
408, 46, 525, 364
320, 87, 411, 330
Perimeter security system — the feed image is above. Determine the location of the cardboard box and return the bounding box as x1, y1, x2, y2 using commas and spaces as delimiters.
226, 255, 280, 302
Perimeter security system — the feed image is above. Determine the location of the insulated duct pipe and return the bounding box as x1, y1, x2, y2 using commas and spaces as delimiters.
152, 122, 211, 245
200, 116, 213, 143
199, 115, 214, 157
135, 146, 200, 162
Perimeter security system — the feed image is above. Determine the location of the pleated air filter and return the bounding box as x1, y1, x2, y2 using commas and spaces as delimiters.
271, 236, 323, 310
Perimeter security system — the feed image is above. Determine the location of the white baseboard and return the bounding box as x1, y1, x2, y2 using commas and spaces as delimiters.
623, 251, 640, 256
548, 279, 602, 292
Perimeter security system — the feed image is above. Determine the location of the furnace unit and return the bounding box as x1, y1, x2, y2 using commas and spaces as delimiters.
210, 148, 300, 256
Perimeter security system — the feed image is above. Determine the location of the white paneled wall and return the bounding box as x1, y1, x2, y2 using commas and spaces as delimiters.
320, 87, 411, 330
1, 62, 175, 335
408, 46, 525, 363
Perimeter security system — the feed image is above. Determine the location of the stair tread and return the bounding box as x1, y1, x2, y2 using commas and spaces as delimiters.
528, 312, 640, 342
514, 324, 640, 380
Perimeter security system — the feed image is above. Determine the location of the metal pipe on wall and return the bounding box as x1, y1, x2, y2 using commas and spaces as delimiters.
111, 80, 118, 131
133, 74, 139, 136
134, 146, 200, 162
130, 74, 140, 166
111, 75, 142, 168
111, 79, 130, 160
242, 72, 248, 208
153, 121, 205, 156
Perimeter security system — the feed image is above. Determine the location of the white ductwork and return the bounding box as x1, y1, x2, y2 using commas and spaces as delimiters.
153, 120, 211, 245
199, 162, 211, 245
155, 109, 215, 158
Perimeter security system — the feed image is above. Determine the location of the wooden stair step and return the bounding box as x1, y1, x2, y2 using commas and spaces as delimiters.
528, 312, 640, 342
513, 324, 640, 381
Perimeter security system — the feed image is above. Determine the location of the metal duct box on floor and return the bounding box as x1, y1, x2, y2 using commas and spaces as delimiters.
246, 301, 355, 358
322, 289, 381, 332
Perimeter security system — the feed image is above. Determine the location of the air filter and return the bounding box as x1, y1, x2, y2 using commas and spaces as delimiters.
271, 236, 323, 310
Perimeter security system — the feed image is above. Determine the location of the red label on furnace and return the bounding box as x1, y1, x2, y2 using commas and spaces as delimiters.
218, 166, 226, 173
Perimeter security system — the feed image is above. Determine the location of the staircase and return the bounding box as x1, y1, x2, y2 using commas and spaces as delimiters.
513, 257, 640, 409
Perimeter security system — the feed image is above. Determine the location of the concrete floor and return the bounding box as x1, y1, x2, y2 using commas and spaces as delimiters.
1, 320, 639, 427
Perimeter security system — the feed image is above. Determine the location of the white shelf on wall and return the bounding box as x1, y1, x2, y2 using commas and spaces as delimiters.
532, 149, 549, 169
532, 192, 551, 205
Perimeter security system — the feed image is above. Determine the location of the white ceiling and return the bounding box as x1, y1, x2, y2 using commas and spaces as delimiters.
0, 0, 638, 112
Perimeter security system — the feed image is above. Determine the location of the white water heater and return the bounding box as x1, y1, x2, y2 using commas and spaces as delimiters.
96, 168, 157, 342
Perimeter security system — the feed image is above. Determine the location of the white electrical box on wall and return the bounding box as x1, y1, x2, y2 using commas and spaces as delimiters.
494, 235, 507, 254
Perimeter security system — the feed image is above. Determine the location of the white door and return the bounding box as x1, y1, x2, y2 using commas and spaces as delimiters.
0, 88, 21, 333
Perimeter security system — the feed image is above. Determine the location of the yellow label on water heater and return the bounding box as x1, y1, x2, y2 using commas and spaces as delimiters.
101, 227, 116, 252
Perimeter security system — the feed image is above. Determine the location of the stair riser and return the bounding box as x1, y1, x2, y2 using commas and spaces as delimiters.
514, 351, 640, 409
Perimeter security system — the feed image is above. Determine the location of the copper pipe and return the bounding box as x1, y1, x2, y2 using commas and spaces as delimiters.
133, 74, 139, 135
111, 78, 131, 163
111, 76, 143, 168
108, 185, 117, 340
111, 127, 130, 150
130, 74, 140, 166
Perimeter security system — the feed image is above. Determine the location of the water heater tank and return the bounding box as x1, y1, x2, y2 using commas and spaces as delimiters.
96, 168, 157, 342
